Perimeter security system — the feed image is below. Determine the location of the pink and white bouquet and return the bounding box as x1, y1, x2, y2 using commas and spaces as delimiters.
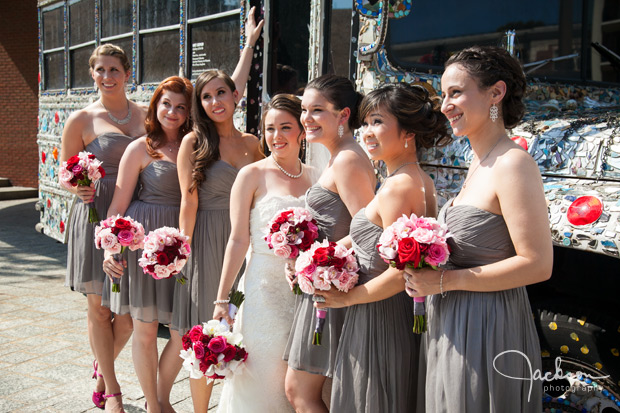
295, 240, 359, 345
94, 215, 145, 292
377, 213, 451, 333
59, 151, 105, 223
180, 320, 248, 382
138, 226, 190, 284
265, 207, 319, 295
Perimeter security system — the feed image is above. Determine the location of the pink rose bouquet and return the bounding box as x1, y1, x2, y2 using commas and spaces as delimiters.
180, 320, 248, 382
264, 207, 319, 295
94, 215, 145, 292
376, 213, 451, 333
138, 226, 190, 284
59, 151, 106, 223
295, 239, 359, 345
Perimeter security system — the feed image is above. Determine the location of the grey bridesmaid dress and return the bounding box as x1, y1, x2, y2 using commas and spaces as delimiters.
283, 184, 350, 377
170, 160, 239, 334
417, 201, 543, 412
103, 160, 181, 324
331, 209, 419, 412
65, 132, 132, 296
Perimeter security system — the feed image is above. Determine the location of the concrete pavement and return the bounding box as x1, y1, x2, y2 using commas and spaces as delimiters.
0, 198, 221, 412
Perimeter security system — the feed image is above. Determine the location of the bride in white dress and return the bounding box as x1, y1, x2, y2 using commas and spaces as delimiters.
213, 94, 316, 412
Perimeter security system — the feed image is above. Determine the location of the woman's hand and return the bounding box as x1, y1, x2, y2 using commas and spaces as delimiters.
103, 250, 125, 281
245, 6, 265, 47
213, 303, 233, 326
284, 261, 297, 290
76, 183, 96, 203
404, 267, 442, 298
314, 287, 351, 309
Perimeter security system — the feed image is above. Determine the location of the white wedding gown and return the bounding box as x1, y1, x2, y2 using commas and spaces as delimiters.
217, 194, 304, 413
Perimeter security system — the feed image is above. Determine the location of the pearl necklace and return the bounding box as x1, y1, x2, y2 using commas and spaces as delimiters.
100, 100, 132, 125
462, 138, 501, 189
271, 156, 303, 179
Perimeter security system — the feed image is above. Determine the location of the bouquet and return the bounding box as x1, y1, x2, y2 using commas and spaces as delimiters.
295, 240, 359, 345
94, 215, 145, 292
180, 320, 248, 382
264, 207, 319, 295
377, 213, 451, 333
59, 151, 105, 223
138, 227, 190, 284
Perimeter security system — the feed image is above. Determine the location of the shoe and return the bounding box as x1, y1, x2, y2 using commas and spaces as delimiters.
92, 390, 106, 409
104, 392, 125, 413
92, 360, 103, 379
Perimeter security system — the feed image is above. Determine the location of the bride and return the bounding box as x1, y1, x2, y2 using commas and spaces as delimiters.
213, 94, 316, 412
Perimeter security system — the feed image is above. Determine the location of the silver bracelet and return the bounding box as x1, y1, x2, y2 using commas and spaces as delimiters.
213, 299, 229, 305
244, 44, 254, 50
439, 269, 447, 298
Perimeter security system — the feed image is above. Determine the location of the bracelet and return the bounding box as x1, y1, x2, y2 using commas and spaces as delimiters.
213, 299, 229, 305
244, 44, 254, 50
439, 269, 447, 298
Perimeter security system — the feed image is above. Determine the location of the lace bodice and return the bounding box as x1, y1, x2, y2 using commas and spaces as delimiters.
249, 194, 306, 256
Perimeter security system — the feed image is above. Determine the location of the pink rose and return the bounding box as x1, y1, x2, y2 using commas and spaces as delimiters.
424, 243, 449, 267
99, 228, 117, 250
59, 168, 74, 188
297, 274, 315, 295
411, 227, 435, 244
153, 265, 170, 280
193, 341, 205, 359
87, 163, 102, 181
301, 263, 317, 277
313, 274, 331, 291
295, 252, 314, 272
117, 229, 134, 246
207, 336, 227, 353
378, 244, 397, 260
188, 325, 204, 342
274, 244, 292, 259
333, 271, 352, 292
270, 231, 288, 247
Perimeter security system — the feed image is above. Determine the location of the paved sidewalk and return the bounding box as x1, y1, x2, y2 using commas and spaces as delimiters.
0, 198, 221, 412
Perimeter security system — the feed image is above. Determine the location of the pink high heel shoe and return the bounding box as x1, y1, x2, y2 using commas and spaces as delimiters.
103, 392, 125, 413
92, 360, 105, 409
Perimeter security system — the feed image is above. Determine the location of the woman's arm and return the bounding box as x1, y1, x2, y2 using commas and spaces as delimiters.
231, 6, 264, 98
405, 149, 553, 297
212, 165, 259, 324
59, 111, 95, 201
178, 133, 199, 243
332, 150, 376, 218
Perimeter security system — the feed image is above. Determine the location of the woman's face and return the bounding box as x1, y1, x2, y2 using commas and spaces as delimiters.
91, 55, 130, 94
156, 90, 189, 133
264, 109, 304, 157
361, 105, 408, 162
440, 64, 493, 138
300, 88, 342, 144
199, 77, 238, 123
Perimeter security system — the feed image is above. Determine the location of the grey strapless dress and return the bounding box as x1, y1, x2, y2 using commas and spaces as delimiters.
417, 202, 542, 413
65, 133, 133, 296
170, 160, 239, 333
283, 184, 350, 377
331, 209, 419, 412
102, 160, 181, 324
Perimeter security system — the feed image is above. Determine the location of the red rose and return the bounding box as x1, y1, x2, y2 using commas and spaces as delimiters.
66, 155, 79, 169
299, 233, 313, 250
182, 334, 193, 351
331, 257, 345, 270
88, 154, 96, 160
314, 247, 331, 266
98, 166, 106, 178
235, 347, 248, 361
114, 218, 131, 231
270, 223, 280, 232
222, 344, 237, 362
157, 252, 170, 265
188, 325, 204, 342
146, 264, 155, 273
199, 353, 219, 373
397, 237, 421, 269
275, 215, 288, 225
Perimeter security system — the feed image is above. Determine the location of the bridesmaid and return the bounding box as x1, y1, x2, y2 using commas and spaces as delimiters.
170, 10, 264, 410
102, 76, 193, 413
61, 44, 145, 413
315, 83, 451, 412
405, 46, 552, 412
283, 74, 376, 412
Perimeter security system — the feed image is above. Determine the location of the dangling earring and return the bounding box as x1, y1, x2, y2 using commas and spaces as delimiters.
338, 124, 344, 138
490, 103, 499, 122
404, 140, 409, 149
301, 138, 307, 161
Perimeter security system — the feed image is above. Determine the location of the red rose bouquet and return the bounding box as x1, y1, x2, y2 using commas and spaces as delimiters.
294, 239, 359, 345
180, 320, 248, 382
376, 213, 451, 333
59, 151, 105, 223
138, 226, 190, 284
94, 215, 145, 292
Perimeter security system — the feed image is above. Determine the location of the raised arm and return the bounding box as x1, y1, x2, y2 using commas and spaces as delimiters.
212, 165, 259, 324
231, 6, 264, 98
177, 133, 199, 243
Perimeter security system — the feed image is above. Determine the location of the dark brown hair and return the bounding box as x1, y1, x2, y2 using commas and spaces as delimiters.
189, 70, 237, 193
305, 74, 364, 130
144, 76, 193, 159
88, 44, 130, 73
445, 46, 526, 129
360, 83, 451, 152
259, 93, 304, 160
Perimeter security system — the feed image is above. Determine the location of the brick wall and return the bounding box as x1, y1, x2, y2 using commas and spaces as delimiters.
0, 1, 39, 188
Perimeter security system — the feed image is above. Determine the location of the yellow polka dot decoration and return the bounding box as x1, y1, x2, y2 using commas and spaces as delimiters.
541, 350, 550, 357
612, 348, 619, 357
577, 317, 586, 326
570, 332, 579, 341
560, 345, 569, 354
594, 362, 603, 370
548, 322, 558, 331
581, 345, 589, 354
